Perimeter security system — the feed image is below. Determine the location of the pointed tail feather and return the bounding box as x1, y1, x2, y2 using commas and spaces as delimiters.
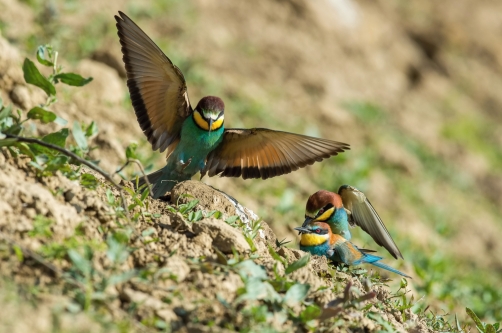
370, 261, 411, 278
151, 178, 179, 199
359, 248, 377, 254
135, 169, 163, 191
134, 169, 177, 199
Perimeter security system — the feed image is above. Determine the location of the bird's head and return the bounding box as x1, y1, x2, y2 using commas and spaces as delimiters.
294, 221, 331, 246
193, 96, 225, 132
302, 190, 344, 227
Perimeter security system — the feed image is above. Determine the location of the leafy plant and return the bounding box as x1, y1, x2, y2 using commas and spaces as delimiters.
466, 308, 502, 333
0, 45, 97, 189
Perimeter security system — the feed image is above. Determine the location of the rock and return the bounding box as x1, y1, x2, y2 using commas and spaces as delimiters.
171, 212, 192, 233
192, 231, 213, 251
155, 308, 178, 322
185, 323, 235, 333
9, 85, 45, 110
192, 218, 250, 254
171, 181, 259, 226
164, 255, 190, 283
257, 220, 278, 245
74, 59, 125, 105
91, 46, 127, 78
121, 288, 165, 310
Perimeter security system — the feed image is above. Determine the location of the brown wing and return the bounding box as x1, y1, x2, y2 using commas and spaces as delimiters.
115, 11, 192, 153
201, 128, 349, 179
338, 185, 403, 259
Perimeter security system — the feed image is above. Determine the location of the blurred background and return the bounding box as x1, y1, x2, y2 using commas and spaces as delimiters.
1, 0, 501, 323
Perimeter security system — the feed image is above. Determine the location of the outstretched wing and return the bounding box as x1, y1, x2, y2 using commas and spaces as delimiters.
338, 185, 403, 259
115, 11, 192, 154
201, 128, 349, 179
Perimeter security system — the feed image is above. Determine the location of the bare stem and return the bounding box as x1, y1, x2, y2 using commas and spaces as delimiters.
4, 133, 131, 221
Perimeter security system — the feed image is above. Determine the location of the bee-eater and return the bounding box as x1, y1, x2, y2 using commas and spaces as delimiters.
295, 222, 410, 278
115, 12, 350, 198
302, 186, 403, 259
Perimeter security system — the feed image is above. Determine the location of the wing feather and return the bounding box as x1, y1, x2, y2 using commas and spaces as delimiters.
338, 185, 403, 259
115, 11, 192, 154
202, 128, 349, 180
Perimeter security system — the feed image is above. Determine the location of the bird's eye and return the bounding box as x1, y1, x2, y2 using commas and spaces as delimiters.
318, 209, 324, 215
315, 229, 321, 234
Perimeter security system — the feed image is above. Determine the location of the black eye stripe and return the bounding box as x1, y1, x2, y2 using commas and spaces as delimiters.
316, 204, 334, 217
312, 228, 328, 235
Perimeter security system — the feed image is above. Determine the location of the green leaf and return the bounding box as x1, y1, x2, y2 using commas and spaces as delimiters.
5, 125, 22, 136
106, 235, 129, 264
15, 142, 36, 160
283, 283, 310, 306
0, 138, 18, 147
108, 270, 136, 287
225, 215, 239, 224
68, 249, 92, 276
28, 215, 53, 237
36, 45, 54, 67
54, 116, 68, 126
455, 314, 462, 332
27, 107, 57, 124
112, 230, 130, 244
23, 58, 56, 96
140, 187, 150, 201
0, 103, 12, 120
300, 304, 321, 322
85, 121, 98, 137
192, 210, 203, 222
106, 189, 115, 205
187, 211, 195, 221
72, 121, 88, 150
179, 199, 199, 214
267, 245, 287, 266
243, 234, 257, 253
285, 253, 311, 275
141, 228, 155, 237
125, 142, 138, 159
54, 73, 93, 86
12, 245, 24, 262
486, 324, 496, 333
80, 173, 98, 189
236, 278, 280, 303
204, 210, 223, 219
43, 128, 69, 147
466, 308, 486, 333
235, 260, 268, 281
29, 129, 69, 159
44, 155, 69, 172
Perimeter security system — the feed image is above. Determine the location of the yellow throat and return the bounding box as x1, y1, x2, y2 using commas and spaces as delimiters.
193, 110, 224, 131
300, 233, 327, 246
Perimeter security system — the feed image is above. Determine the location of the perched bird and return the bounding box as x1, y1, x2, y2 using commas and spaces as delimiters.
115, 12, 349, 198
295, 222, 410, 278
302, 186, 403, 259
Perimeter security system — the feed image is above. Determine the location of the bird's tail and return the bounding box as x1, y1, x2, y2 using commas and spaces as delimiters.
134, 168, 178, 199
369, 260, 411, 278
136, 169, 163, 190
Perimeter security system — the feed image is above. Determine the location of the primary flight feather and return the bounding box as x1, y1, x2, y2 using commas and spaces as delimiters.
115, 12, 349, 198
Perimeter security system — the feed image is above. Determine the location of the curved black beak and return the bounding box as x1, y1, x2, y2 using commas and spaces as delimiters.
298, 217, 314, 234
208, 118, 214, 133
294, 226, 311, 234
302, 217, 313, 228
